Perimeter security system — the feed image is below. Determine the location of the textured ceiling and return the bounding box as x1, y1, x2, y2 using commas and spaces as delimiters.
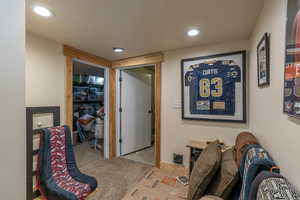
26, 0, 263, 60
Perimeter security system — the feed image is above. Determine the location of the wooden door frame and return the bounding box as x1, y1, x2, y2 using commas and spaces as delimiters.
112, 53, 163, 168
63, 46, 162, 167
63, 45, 117, 158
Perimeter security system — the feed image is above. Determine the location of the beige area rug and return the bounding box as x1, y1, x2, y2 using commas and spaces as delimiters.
73, 142, 152, 200
122, 164, 189, 200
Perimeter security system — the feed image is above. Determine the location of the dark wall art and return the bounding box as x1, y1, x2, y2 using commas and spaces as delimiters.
257, 33, 270, 87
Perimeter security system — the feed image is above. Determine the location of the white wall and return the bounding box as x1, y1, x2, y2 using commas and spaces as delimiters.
249, 0, 300, 190
161, 40, 249, 166
0, 1, 26, 199
161, 0, 300, 190
26, 33, 65, 123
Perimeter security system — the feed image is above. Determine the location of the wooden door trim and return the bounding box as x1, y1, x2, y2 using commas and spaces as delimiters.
63, 45, 116, 158
112, 52, 163, 68
65, 56, 73, 130
154, 62, 161, 168
64, 46, 162, 164
109, 68, 117, 157
113, 61, 162, 168
63, 45, 111, 67
112, 52, 163, 168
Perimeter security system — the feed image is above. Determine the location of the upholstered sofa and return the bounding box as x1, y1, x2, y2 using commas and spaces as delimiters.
188, 132, 300, 200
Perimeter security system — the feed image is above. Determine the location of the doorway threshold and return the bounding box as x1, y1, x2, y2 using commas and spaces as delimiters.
122, 146, 154, 166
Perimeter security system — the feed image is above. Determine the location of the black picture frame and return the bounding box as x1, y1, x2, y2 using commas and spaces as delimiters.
257, 32, 270, 87
181, 51, 247, 123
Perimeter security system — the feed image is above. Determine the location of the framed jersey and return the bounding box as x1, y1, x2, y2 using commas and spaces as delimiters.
181, 51, 246, 122
284, 0, 300, 118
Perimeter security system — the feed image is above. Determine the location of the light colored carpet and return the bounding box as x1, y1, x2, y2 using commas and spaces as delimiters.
73, 142, 152, 200
122, 146, 155, 166
74, 142, 103, 168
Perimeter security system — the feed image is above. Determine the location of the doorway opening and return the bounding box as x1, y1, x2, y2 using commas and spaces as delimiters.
117, 66, 155, 165
71, 59, 109, 166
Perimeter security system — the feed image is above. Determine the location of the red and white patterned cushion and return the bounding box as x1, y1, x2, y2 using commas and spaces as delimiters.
49, 127, 91, 199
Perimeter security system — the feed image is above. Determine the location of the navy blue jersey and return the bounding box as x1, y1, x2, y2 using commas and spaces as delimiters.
185, 61, 241, 115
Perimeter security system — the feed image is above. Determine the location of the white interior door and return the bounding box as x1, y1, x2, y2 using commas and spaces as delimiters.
120, 70, 152, 155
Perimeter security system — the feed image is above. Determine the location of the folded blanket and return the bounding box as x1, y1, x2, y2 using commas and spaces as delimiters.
239, 144, 277, 200
249, 171, 300, 200
234, 132, 259, 168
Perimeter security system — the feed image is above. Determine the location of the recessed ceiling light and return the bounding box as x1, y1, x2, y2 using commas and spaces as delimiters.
187, 29, 200, 37
113, 48, 125, 53
33, 6, 52, 17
